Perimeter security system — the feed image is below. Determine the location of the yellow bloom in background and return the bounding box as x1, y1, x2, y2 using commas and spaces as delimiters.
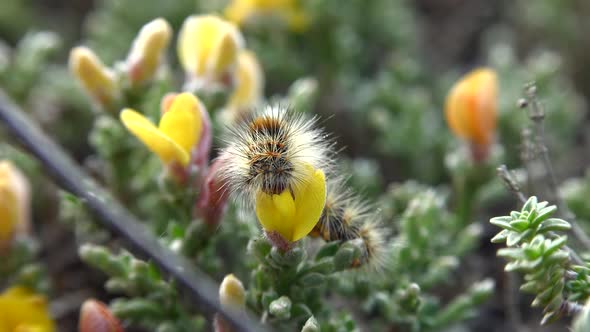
226, 50, 264, 115
69, 46, 118, 107
225, 0, 309, 32
255, 163, 326, 242
120, 92, 204, 167
445, 68, 498, 147
177, 15, 244, 82
0, 161, 30, 250
126, 17, 172, 86
0, 286, 55, 332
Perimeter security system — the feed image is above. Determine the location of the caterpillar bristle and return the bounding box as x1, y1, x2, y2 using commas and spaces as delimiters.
219, 104, 334, 205
313, 178, 389, 271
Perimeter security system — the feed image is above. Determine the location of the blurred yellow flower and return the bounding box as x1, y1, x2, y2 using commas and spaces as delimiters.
0, 161, 30, 250
225, 0, 309, 32
126, 17, 172, 86
120, 92, 204, 167
226, 50, 264, 116
255, 163, 326, 242
177, 15, 244, 82
445, 68, 498, 148
69, 46, 118, 107
0, 286, 55, 332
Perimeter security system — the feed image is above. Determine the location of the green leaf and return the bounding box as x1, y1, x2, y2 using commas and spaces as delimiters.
538, 218, 571, 233
523, 196, 538, 213
489, 216, 514, 230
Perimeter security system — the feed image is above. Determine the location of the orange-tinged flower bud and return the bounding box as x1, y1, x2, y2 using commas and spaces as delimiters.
445, 68, 498, 159
0, 161, 30, 250
79, 299, 124, 332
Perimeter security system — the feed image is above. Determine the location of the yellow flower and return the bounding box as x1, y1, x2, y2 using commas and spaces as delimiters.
126, 18, 172, 86
177, 15, 244, 81
226, 50, 264, 116
224, 0, 309, 32
69, 46, 118, 107
0, 286, 55, 332
120, 92, 204, 167
0, 161, 30, 249
445, 68, 498, 147
255, 163, 326, 242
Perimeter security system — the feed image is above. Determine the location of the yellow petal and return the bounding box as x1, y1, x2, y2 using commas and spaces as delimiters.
228, 50, 264, 110
178, 15, 243, 77
158, 93, 203, 155
209, 29, 241, 77
0, 287, 55, 332
255, 163, 326, 242
291, 167, 326, 241
120, 109, 189, 166
256, 190, 296, 241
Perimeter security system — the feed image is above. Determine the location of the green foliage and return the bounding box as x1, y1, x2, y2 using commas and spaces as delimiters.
490, 196, 571, 246
489, 196, 590, 324
79, 243, 205, 331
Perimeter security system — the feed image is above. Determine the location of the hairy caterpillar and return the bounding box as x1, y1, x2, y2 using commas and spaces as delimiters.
312, 178, 388, 270
220, 104, 333, 204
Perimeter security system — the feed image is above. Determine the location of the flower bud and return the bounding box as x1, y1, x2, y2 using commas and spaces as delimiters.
301, 316, 319, 332
69, 46, 118, 109
79, 299, 124, 332
0, 161, 30, 250
445, 68, 498, 161
195, 155, 230, 226
268, 296, 291, 319
219, 274, 246, 310
126, 18, 172, 86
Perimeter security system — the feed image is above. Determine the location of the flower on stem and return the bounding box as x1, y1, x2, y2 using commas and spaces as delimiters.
125, 18, 172, 87
220, 50, 264, 124
445, 68, 498, 162
220, 106, 331, 246
119, 92, 209, 171
69, 46, 119, 109
0, 286, 55, 332
79, 299, 124, 332
177, 15, 244, 89
0, 161, 30, 251
224, 0, 309, 32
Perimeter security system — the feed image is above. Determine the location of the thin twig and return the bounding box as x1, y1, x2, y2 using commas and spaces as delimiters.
523, 83, 590, 252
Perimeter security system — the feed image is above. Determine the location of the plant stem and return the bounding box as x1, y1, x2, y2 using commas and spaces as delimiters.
523, 84, 590, 252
